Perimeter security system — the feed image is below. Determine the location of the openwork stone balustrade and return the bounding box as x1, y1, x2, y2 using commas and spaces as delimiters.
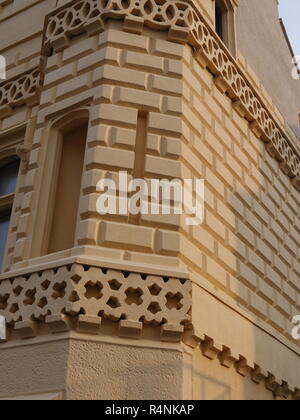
0, 263, 191, 341
42, 0, 300, 189
1, 1, 300, 188
0, 67, 40, 116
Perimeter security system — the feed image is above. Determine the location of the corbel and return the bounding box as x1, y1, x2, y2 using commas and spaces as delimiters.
77, 315, 102, 335
251, 364, 268, 384
218, 346, 239, 368
15, 144, 31, 171
14, 320, 38, 339
200, 335, 223, 360
265, 373, 281, 397
235, 356, 254, 377
46, 314, 72, 334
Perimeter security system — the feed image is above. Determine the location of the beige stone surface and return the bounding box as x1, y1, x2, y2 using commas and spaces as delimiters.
0, 337, 183, 400
0, 0, 299, 400
238, 0, 300, 139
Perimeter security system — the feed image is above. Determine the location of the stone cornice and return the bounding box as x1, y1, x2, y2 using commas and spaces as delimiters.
41, 0, 300, 191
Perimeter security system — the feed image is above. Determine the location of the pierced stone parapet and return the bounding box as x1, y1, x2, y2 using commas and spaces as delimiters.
186, 5, 300, 186
0, 263, 191, 342
43, 0, 192, 54
0, 68, 41, 117
42, 0, 300, 190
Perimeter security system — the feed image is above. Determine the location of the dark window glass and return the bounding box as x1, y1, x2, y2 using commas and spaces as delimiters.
0, 209, 11, 269
215, 3, 223, 39
0, 160, 20, 196
0, 157, 20, 270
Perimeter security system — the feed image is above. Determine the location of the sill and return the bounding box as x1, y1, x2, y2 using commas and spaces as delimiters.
0, 246, 189, 281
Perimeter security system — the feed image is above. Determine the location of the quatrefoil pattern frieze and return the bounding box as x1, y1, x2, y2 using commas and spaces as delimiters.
0, 264, 191, 328
0, 68, 40, 111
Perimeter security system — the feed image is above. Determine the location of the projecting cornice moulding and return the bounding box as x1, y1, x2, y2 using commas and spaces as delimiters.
41, 0, 300, 190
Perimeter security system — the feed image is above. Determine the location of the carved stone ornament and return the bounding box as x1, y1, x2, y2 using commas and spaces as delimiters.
42, 0, 300, 189
0, 263, 191, 342
0, 68, 40, 117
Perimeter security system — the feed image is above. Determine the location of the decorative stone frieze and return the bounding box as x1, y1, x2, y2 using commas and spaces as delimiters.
0, 263, 191, 342
43, 0, 192, 54
42, 0, 300, 190
186, 4, 300, 186
0, 67, 41, 117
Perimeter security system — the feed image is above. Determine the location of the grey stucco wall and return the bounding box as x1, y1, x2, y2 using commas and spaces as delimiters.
237, 0, 300, 139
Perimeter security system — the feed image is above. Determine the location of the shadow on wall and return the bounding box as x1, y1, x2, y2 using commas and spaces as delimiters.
227, 129, 297, 400
189, 121, 297, 400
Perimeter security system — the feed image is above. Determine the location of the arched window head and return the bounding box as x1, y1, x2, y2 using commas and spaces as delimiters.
46, 112, 89, 255
215, 0, 237, 56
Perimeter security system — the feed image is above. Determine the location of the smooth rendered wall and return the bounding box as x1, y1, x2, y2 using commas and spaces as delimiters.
237, 0, 300, 139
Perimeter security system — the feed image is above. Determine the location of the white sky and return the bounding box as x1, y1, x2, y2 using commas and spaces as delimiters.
278, 0, 300, 54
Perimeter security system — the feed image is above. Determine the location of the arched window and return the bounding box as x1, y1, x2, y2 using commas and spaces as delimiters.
215, 0, 224, 40
215, 0, 237, 56
47, 117, 88, 255
0, 157, 20, 269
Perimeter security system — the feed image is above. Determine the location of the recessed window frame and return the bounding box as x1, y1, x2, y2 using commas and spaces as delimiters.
0, 123, 28, 272
0, 156, 20, 271
215, 0, 238, 57
31, 109, 90, 259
